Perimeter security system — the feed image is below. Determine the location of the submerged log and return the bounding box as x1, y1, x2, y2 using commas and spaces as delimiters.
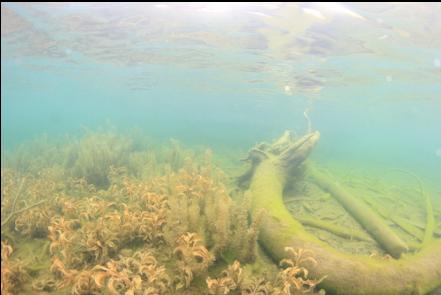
307, 165, 408, 258
244, 130, 441, 295
363, 197, 425, 242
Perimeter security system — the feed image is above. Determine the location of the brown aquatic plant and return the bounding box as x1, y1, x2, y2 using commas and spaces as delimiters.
0, 134, 271, 294
92, 249, 170, 294
14, 205, 52, 237
1, 241, 14, 295
241, 278, 275, 295
173, 232, 215, 289
1, 242, 28, 295
48, 216, 79, 256
206, 260, 244, 295
1, 175, 49, 233
71, 270, 100, 295
276, 247, 326, 295
50, 256, 78, 288
32, 278, 58, 292
280, 248, 317, 270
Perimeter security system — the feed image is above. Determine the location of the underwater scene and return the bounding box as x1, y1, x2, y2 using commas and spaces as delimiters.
1, 2, 441, 295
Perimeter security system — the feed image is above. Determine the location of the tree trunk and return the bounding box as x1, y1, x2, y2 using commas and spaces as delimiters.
244, 131, 441, 294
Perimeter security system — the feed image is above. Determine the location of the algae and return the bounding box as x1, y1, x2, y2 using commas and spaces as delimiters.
244, 130, 441, 295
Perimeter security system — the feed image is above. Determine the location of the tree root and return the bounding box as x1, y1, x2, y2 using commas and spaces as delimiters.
297, 215, 373, 242
363, 197, 425, 242
384, 169, 434, 248
244, 130, 441, 294
307, 165, 408, 258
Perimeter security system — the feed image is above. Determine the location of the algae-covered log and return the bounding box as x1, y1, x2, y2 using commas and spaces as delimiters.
244, 130, 441, 295
307, 165, 408, 258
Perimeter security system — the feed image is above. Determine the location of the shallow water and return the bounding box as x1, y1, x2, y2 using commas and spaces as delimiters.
2, 3, 441, 295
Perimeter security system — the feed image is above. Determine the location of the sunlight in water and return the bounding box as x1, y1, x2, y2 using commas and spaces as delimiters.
315, 2, 366, 20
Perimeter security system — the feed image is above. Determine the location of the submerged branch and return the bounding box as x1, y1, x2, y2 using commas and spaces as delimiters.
384, 169, 434, 248
9, 177, 26, 216
363, 197, 424, 242
308, 165, 409, 259
2, 200, 48, 228
297, 215, 372, 242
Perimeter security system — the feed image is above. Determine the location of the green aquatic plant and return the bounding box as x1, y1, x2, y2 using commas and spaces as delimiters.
163, 166, 262, 263
228, 192, 265, 263
127, 149, 159, 180
66, 131, 134, 188
167, 138, 187, 172
1, 134, 66, 174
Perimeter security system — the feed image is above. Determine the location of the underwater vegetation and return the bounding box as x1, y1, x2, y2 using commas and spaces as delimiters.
3, 128, 439, 294
1, 241, 28, 295
1, 131, 326, 294
205, 247, 326, 295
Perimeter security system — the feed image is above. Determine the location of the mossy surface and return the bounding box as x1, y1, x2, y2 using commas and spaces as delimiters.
249, 157, 441, 294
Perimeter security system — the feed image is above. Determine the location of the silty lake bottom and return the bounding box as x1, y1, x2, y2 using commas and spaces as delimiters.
1, 3, 441, 295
